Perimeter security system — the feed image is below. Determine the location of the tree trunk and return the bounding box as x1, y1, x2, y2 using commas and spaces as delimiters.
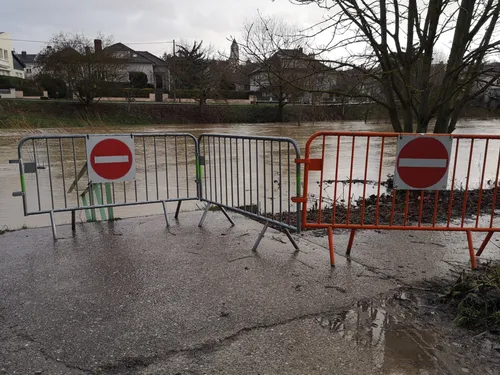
278, 102, 285, 122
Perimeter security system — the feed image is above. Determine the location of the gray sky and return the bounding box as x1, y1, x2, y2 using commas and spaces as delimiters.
4, 0, 325, 57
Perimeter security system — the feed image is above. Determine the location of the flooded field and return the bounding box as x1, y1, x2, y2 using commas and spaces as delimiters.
1, 119, 500, 230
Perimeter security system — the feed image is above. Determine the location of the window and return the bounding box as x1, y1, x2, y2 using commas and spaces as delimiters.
26, 68, 31, 74
2, 50, 7, 60
114, 51, 129, 59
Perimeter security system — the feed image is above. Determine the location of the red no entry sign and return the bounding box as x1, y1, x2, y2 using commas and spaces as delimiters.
86, 135, 136, 183
394, 135, 453, 190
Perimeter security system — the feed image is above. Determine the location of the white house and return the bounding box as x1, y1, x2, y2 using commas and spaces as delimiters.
0, 32, 26, 78
0, 32, 14, 77
104, 42, 169, 90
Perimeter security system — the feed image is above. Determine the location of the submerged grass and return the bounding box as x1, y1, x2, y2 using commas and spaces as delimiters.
442, 262, 500, 329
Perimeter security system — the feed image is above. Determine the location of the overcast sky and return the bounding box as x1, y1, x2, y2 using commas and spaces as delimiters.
3, 0, 326, 57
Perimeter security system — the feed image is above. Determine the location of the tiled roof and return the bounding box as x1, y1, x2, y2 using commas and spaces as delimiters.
105, 43, 154, 64
137, 51, 166, 65
17, 53, 37, 64
12, 52, 26, 70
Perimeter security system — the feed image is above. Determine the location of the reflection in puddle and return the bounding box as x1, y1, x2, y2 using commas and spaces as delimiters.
315, 294, 451, 375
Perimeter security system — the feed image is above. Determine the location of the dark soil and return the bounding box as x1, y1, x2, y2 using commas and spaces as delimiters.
267, 185, 500, 230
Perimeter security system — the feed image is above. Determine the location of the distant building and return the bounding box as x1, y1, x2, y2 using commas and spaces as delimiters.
0, 32, 15, 77
249, 48, 336, 103
11, 52, 25, 78
104, 42, 169, 90
17, 51, 38, 78
228, 39, 239, 68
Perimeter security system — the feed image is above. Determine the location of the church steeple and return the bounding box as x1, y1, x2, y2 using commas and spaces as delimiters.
229, 39, 239, 66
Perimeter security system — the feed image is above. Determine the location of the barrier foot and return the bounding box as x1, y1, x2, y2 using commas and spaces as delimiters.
175, 201, 182, 220
476, 232, 494, 257
283, 229, 299, 251
199, 203, 211, 227
50, 211, 57, 240
328, 227, 335, 267
252, 221, 269, 252
161, 201, 170, 228
346, 229, 356, 256
71, 210, 76, 232
219, 206, 236, 227
466, 230, 478, 270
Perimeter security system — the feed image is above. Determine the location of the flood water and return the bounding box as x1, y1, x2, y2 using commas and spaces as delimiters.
2, 119, 500, 230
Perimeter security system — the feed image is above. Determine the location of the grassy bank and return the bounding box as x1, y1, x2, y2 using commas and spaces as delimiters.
1, 99, 499, 129
0, 100, 344, 128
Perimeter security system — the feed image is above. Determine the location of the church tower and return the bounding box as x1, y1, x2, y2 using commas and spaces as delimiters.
229, 39, 239, 67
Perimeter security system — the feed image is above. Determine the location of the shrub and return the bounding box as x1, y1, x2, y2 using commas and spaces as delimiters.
129, 72, 149, 89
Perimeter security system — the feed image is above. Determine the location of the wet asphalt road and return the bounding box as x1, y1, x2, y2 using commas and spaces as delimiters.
1, 211, 500, 374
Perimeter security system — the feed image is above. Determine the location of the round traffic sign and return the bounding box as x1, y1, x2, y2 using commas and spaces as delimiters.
90, 138, 133, 181
396, 137, 450, 189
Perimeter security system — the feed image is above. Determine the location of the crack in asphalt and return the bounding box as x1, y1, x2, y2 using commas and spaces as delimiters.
1, 320, 93, 374
95, 304, 354, 374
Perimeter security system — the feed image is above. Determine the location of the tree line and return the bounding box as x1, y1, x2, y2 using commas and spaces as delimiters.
30, 0, 500, 133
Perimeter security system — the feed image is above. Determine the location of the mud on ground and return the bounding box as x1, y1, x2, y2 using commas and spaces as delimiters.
337, 281, 500, 375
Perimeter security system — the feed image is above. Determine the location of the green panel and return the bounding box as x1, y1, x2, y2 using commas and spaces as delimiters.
20, 174, 26, 192
105, 183, 114, 220
93, 184, 107, 221
81, 194, 93, 222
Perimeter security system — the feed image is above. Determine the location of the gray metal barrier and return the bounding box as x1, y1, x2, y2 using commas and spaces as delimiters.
197, 133, 302, 250
11, 133, 199, 238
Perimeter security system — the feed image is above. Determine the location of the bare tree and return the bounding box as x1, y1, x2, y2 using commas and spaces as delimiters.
36, 32, 124, 106
290, 0, 500, 133
241, 16, 332, 121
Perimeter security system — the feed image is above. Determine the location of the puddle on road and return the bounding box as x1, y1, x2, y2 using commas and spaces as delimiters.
314, 291, 467, 375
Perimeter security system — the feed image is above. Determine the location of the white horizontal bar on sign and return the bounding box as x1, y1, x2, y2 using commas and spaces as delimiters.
94, 155, 129, 164
398, 158, 447, 168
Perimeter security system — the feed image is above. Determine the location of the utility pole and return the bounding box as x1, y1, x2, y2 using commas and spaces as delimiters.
172, 39, 176, 101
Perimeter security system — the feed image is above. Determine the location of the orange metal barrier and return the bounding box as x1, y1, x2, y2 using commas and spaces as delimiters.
293, 131, 500, 269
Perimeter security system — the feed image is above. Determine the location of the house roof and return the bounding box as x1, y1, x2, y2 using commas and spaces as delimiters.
249, 48, 331, 76
17, 52, 37, 65
137, 51, 166, 65
105, 43, 165, 65
105, 43, 151, 63
12, 52, 26, 70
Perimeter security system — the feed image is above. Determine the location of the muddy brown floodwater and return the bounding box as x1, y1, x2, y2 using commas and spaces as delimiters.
1, 119, 500, 229
317, 288, 500, 374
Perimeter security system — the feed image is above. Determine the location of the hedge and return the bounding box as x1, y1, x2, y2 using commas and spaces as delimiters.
172, 89, 250, 100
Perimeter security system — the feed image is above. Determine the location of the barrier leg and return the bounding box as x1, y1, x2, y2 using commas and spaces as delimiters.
198, 203, 211, 227
346, 229, 357, 256
476, 232, 494, 257
50, 211, 57, 240
71, 210, 76, 232
161, 201, 170, 228
252, 221, 269, 252
328, 226, 335, 267
283, 229, 300, 250
466, 230, 478, 270
175, 201, 182, 219
219, 206, 236, 227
